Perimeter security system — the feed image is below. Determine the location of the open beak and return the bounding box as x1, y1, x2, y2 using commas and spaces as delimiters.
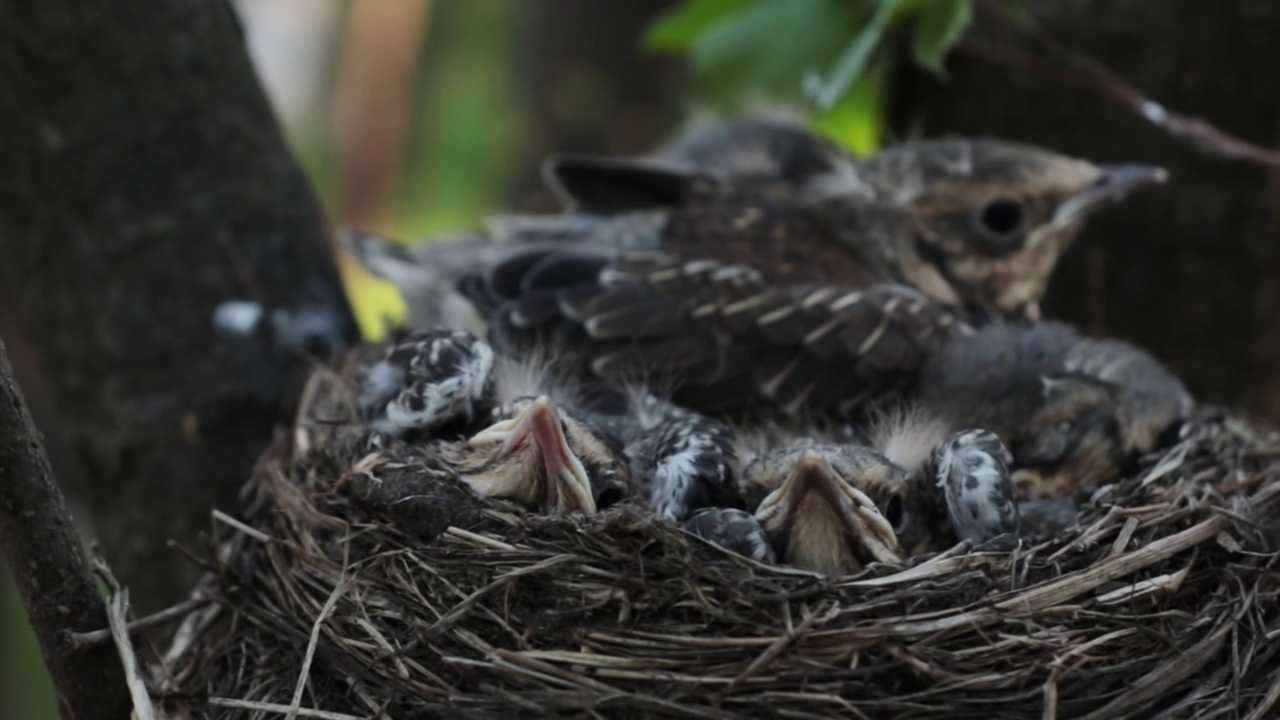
465, 396, 597, 513
1051, 163, 1168, 226
753, 450, 901, 575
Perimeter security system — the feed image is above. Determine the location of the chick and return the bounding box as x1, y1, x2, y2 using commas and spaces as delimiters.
917, 321, 1194, 499
465, 135, 1164, 416
734, 443, 909, 575
452, 395, 630, 514
355, 330, 629, 513
684, 420, 1018, 574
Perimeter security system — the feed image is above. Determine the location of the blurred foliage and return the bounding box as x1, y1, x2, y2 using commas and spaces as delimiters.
645, 0, 976, 155
1, 561, 58, 720
306, 0, 524, 340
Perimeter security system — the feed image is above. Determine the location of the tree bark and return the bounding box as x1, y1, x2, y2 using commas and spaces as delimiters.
0, 338, 131, 720
892, 0, 1280, 420
0, 0, 358, 611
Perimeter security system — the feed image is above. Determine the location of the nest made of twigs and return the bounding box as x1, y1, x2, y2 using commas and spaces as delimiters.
159, 363, 1280, 719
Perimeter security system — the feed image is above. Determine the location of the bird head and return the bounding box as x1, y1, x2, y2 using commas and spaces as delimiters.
453, 396, 630, 514
931, 429, 1019, 544
854, 139, 1166, 317
1005, 374, 1128, 498
742, 444, 908, 575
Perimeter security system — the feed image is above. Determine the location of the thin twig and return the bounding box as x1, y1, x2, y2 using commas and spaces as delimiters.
66, 593, 212, 652
94, 558, 157, 720
289, 559, 351, 718
208, 698, 366, 720
955, 35, 1280, 170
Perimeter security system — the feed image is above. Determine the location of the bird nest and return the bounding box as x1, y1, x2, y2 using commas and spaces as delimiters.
160, 366, 1280, 719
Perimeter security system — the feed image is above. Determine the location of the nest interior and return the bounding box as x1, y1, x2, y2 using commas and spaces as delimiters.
161, 365, 1280, 719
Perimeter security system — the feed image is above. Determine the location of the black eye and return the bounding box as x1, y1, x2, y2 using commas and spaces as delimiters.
596, 486, 625, 509
976, 198, 1027, 236
884, 494, 905, 533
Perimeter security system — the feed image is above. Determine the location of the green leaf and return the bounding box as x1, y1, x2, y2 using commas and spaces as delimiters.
643, 0, 752, 51
690, 0, 857, 105
910, 0, 972, 73
810, 61, 888, 156
808, 0, 901, 110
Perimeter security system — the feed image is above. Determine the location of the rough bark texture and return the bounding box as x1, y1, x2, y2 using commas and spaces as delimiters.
0, 338, 131, 720
0, 0, 359, 611
893, 0, 1280, 420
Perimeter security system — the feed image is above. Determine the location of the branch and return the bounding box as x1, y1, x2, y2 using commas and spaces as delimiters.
956, 10, 1280, 170
0, 337, 131, 719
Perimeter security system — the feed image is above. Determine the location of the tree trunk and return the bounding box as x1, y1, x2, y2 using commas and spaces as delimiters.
0, 0, 358, 611
892, 0, 1280, 420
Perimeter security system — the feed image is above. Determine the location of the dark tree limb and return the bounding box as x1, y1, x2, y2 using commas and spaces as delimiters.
0, 338, 131, 719
0, 1, 359, 611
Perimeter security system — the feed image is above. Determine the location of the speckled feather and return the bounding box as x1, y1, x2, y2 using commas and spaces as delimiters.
463, 130, 1160, 416
357, 330, 495, 437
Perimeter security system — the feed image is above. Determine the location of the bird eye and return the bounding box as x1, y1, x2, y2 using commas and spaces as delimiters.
975, 198, 1027, 237
884, 494, 905, 533
596, 486, 625, 509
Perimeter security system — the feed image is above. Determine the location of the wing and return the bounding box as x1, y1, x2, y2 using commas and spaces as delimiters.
654, 118, 870, 203
460, 245, 967, 416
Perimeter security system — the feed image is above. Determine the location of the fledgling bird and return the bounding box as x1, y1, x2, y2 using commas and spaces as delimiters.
684, 422, 1018, 574
733, 443, 909, 575
449, 394, 630, 514
355, 330, 630, 513
917, 321, 1194, 499
465, 133, 1165, 416
544, 117, 862, 210
355, 329, 741, 519
653, 118, 863, 203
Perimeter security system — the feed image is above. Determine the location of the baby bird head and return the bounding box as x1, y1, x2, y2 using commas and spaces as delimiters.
741, 443, 911, 576
451, 396, 630, 514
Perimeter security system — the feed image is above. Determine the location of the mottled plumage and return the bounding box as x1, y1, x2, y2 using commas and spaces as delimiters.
930, 429, 1019, 544
357, 330, 494, 436
464, 130, 1164, 416
682, 507, 776, 563
682, 415, 1021, 573
598, 392, 738, 521
355, 329, 744, 519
